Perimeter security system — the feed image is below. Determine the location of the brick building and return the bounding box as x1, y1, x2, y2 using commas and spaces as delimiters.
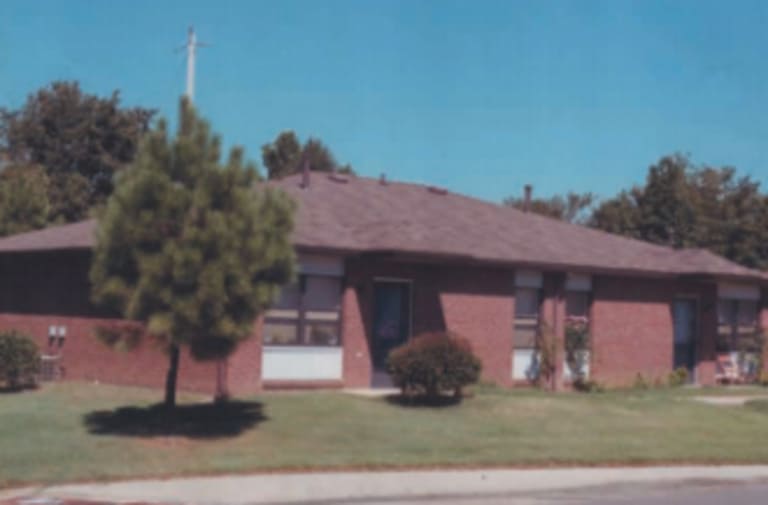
0, 172, 765, 394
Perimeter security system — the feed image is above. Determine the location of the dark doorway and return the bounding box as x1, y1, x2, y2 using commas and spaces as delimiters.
672, 298, 697, 378
371, 280, 412, 386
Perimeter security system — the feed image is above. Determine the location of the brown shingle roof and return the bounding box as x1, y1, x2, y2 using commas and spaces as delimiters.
0, 219, 96, 253
0, 172, 764, 282
271, 173, 766, 281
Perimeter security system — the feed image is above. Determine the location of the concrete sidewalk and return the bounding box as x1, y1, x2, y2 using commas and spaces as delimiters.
5, 466, 768, 505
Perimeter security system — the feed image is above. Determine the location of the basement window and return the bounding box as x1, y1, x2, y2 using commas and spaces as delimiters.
264, 275, 342, 346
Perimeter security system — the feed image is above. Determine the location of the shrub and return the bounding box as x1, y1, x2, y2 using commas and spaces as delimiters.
758, 370, 768, 387
667, 367, 689, 387
0, 330, 40, 389
632, 373, 650, 390
387, 331, 481, 401
573, 378, 605, 393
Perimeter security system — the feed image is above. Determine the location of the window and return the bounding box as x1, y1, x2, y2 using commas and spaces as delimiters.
514, 287, 540, 347
263, 275, 342, 346
566, 291, 590, 319
515, 288, 540, 318
717, 298, 759, 352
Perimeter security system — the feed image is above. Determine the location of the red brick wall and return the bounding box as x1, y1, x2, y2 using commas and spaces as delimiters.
0, 249, 749, 392
590, 276, 720, 387
0, 250, 247, 395
0, 313, 220, 394
590, 276, 674, 386
225, 317, 263, 396
342, 257, 515, 387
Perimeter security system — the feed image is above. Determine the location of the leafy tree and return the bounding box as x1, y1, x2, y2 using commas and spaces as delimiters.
0, 81, 155, 223
590, 154, 768, 270
504, 191, 595, 224
90, 99, 296, 407
589, 190, 640, 238
261, 130, 353, 180
0, 164, 50, 236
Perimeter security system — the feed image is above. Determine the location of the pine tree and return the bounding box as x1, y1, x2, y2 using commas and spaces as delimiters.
90, 99, 295, 407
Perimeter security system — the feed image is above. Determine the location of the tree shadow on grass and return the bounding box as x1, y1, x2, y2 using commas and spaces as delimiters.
83, 400, 267, 439
384, 393, 463, 409
0, 383, 38, 394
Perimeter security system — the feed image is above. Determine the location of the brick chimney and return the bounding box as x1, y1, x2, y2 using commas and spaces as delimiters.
523, 184, 532, 212
300, 156, 310, 188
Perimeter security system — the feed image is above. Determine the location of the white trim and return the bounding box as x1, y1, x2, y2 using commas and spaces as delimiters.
262, 346, 342, 380
512, 348, 540, 381
718, 283, 760, 301
515, 270, 543, 288
265, 309, 299, 319
304, 310, 340, 321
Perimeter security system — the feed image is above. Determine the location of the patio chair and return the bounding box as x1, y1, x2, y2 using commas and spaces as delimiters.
715, 353, 741, 385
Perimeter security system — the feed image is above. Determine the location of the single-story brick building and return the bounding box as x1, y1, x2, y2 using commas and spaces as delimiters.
0, 171, 766, 394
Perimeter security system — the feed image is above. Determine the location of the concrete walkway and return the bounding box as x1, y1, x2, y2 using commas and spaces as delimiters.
6, 466, 768, 505
692, 395, 768, 406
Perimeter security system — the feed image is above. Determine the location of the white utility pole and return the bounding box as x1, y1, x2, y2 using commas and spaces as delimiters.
181, 26, 226, 400
185, 26, 197, 101
182, 26, 207, 101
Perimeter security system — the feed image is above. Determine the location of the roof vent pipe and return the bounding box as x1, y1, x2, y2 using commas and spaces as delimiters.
523, 184, 532, 212
300, 156, 310, 188
379, 173, 387, 185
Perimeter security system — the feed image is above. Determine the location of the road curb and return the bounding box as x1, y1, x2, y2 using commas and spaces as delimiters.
8, 466, 768, 504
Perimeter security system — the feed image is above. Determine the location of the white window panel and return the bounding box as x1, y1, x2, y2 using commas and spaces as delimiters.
262, 346, 343, 381
515, 270, 543, 288
718, 283, 760, 301
565, 273, 592, 291
512, 349, 540, 381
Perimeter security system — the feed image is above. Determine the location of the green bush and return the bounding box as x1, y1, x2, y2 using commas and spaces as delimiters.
0, 330, 40, 389
667, 367, 689, 387
759, 370, 768, 387
387, 331, 481, 401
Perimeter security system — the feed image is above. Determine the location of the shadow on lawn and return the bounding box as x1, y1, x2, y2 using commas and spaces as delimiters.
83, 400, 267, 438
0, 383, 38, 394
384, 393, 463, 408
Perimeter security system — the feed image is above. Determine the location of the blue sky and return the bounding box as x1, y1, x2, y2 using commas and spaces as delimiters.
2, 0, 768, 203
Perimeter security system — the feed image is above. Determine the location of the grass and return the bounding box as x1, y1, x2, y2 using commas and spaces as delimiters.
3, 382, 768, 488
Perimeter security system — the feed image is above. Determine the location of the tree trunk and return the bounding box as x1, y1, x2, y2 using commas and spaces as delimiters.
214, 359, 229, 403
164, 344, 180, 408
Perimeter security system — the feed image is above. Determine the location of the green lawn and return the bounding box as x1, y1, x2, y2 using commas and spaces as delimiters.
3, 382, 768, 487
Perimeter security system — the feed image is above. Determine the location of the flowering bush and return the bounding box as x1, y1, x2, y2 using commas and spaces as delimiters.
565, 316, 590, 384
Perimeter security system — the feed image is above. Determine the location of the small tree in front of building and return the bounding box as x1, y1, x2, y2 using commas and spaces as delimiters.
90, 98, 295, 407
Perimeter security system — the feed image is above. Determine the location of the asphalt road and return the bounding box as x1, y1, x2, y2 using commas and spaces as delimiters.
344, 481, 768, 505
